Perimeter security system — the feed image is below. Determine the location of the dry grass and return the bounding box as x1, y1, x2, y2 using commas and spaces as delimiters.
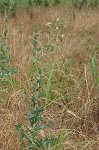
0, 5, 99, 150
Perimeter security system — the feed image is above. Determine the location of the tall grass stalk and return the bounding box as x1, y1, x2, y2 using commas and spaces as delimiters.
45, 63, 54, 101
90, 44, 99, 85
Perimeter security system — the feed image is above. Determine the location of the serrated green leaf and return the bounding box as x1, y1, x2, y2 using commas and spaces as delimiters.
19, 129, 26, 142
37, 92, 42, 99
15, 124, 22, 132
34, 123, 42, 131
32, 96, 37, 106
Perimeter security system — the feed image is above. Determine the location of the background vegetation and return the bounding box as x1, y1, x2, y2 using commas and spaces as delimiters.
0, 0, 99, 16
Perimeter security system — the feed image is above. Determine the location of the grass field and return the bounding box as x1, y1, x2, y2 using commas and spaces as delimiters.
0, 3, 99, 150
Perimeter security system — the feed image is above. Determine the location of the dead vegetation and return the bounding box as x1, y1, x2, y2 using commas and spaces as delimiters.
0, 5, 99, 150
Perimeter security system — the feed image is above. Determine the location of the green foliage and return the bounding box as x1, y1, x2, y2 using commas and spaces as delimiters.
33, 27, 40, 56
29, 0, 99, 7
90, 44, 99, 85
43, 0, 50, 7
0, 0, 99, 14
0, 17, 16, 104
0, 0, 18, 16
33, 0, 60, 6
0, 17, 16, 85
45, 63, 54, 101
71, 0, 86, 8
28, 0, 33, 6
70, 0, 99, 8
33, 0, 43, 6
54, 0, 60, 5
16, 28, 57, 150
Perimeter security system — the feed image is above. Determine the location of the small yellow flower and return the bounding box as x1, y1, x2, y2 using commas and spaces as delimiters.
56, 27, 59, 30
45, 22, 52, 27
28, 36, 31, 39
61, 34, 64, 38
56, 18, 59, 22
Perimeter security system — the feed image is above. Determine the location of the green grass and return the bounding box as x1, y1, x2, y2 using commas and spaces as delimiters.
90, 43, 99, 85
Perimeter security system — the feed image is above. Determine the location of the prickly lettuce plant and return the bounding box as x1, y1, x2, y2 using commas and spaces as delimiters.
0, 17, 16, 104
44, 18, 66, 51
0, 17, 16, 85
16, 28, 57, 150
